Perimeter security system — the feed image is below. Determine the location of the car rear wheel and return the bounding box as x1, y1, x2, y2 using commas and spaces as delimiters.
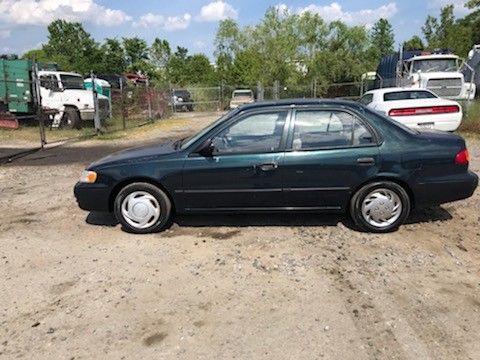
350, 181, 410, 233
114, 182, 172, 234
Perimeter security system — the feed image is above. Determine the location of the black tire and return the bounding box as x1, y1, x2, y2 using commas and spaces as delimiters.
114, 182, 172, 234
350, 181, 410, 233
61, 107, 82, 129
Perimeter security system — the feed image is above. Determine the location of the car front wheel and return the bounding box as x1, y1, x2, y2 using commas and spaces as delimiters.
114, 182, 172, 234
350, 181, 410, 233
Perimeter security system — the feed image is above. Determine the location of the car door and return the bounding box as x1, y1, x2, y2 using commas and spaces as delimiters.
181, 109, 290, 211
282, 107, 381, 210
39, 74, 61, 108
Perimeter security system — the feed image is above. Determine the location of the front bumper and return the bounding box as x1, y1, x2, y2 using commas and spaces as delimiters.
413, 171, 479, 206
80, 108, 110, 121
74, 182, 112, 212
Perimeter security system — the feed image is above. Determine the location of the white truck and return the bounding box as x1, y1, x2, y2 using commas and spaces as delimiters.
38, 70, 110, 128
375, 50, 476, 100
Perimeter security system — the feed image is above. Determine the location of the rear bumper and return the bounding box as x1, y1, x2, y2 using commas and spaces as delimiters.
413, 171, 478, 206
74, 182, 111, 212
391, 113, 462, 132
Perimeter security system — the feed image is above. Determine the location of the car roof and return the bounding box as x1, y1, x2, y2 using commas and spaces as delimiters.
236, 98, 363, 111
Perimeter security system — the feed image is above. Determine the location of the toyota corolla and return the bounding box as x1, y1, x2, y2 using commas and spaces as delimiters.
74, 99, 478, 233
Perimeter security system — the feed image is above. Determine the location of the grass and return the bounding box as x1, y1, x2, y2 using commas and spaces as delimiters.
459, 100, 480, 134
0, 114, 180, 144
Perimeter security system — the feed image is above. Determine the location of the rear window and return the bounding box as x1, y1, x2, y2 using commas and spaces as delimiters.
384, 91, 437, 101
359, 93, 373, 105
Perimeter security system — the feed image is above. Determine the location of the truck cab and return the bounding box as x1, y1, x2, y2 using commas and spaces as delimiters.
399, 54, 475, 100
38, 71, 110, 128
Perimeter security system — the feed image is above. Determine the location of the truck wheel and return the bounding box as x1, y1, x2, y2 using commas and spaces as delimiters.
61, 107, 82, 129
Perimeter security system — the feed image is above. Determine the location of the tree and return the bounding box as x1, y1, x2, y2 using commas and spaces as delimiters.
370, 18, 395, 59
403, 36, 425, 51
466, 0, 480, 8
187, 54, 215, 85
150, 38, 171, 69
42, 20, 101, 74
122, 37, 148, 67
98, 38, 126, 74
22, 48, 52, 62
214, 19, 242, 82
422, 5, 473, 56
167, 47, 190, 85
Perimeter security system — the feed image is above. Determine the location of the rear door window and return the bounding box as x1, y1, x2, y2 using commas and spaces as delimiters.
292, 110, 375, 150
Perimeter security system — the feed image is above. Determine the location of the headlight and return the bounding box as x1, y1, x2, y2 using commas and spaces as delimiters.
80, 170, 97, 183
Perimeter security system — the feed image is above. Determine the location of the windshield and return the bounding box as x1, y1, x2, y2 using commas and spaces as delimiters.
411, 59, 458, 73
60, 75, 84, 90
180, 111, 235, 150
233, 91, 253, 98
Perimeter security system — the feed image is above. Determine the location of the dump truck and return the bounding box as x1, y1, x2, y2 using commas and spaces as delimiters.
0, 59, 110, 129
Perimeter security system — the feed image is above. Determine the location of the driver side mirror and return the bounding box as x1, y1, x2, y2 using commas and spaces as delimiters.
196, 139, 215, 157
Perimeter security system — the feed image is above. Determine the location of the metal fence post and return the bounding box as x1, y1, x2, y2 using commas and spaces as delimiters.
146, 77, 153, 122
120, 78, 126, 130
257, 82, 264, 101
169, 84, 175, 113
32, 61, 46, 148
90, 71, 102, 134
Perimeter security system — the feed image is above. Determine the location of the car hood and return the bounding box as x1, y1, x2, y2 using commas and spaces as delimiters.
89, 141, 178, 168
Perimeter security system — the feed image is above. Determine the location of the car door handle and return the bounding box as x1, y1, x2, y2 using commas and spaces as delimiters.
255, 162, 278, 172
357, 157, 375, 166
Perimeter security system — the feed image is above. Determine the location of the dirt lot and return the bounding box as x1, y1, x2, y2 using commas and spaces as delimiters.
1, 112, 480, 359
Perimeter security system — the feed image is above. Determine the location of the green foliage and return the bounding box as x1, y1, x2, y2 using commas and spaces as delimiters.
42, 19, 102, 74
122, 37, 149, 66
167, 47, 215, 86
20, 5, 480, 89
213, 8, 376, 87
370, 18, 395, 58
422, 5, 473, 57
98, 38, 127, 74
403, 36, 425, 51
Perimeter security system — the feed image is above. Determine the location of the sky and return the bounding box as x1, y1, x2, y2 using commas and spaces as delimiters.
0, 0, 473, 58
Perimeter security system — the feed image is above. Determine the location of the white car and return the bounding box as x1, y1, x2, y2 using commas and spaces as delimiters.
359, 88, 462, 131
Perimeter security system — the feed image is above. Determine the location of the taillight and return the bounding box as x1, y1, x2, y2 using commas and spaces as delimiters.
455, 148, 470, 165
389, 105, 460, 117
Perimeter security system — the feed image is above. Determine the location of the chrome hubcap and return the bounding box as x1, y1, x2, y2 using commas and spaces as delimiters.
361, 188, 402, 228
121, 191, 160, 229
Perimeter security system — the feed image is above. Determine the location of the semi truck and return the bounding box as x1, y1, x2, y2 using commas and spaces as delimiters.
0, 59, 110, 129
374, 49, 476, 100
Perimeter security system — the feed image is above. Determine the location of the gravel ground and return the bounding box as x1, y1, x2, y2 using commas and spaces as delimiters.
1, 112, 479, 359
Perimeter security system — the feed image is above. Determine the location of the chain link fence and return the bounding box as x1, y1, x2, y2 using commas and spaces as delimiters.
5, 61, 444, 164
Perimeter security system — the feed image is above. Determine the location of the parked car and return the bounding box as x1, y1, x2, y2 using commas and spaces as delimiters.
359, 88, 463, 131
74, 99, 478, 234
230, 89, 255, 109
96, 74, 128, 89
170, 89, 194, 111
123, 73, 148, 86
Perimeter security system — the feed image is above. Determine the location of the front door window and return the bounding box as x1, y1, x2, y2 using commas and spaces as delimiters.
211, 111, 287, 154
